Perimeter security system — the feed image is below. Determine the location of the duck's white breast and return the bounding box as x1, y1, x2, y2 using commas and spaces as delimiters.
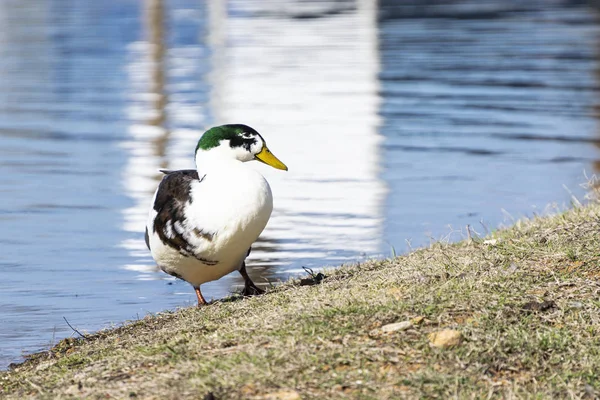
187, 165, 273, 259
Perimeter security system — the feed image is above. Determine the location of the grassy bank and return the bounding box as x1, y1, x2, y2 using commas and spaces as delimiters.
2, 203, 600, 399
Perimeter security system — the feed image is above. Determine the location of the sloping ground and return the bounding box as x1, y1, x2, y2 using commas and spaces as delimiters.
2, 203, 600, 399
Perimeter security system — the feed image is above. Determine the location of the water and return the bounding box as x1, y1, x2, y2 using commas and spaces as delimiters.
1, 0, 599, 367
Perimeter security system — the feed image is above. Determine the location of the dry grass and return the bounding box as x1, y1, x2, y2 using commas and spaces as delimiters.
2, 202, 600, 399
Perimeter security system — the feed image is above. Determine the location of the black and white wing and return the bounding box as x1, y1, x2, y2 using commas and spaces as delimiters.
145, 170, 215, 263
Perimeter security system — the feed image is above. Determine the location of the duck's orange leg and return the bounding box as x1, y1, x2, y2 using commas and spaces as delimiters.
194, 287, 207, 307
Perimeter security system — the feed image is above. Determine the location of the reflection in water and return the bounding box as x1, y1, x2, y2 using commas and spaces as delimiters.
145, 0, 170, 166
119, 0, 170, 278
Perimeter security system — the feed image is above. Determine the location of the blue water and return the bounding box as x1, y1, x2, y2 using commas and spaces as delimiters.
1, 0, 599, 367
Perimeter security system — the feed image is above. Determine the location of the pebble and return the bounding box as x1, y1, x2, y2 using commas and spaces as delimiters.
380, 321, 412, 333
263, 390, 301, 400
370, 320, 412, 336
428, 330, 463, 348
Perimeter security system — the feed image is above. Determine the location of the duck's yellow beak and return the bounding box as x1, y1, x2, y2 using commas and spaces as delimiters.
255, 146, 288, 171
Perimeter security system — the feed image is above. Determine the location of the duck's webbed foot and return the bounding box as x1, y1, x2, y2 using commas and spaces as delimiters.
239, 262, 265, 296
242, 281, 265, 296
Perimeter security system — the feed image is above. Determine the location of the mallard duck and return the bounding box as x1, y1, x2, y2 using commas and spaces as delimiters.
145, 124, 287, 306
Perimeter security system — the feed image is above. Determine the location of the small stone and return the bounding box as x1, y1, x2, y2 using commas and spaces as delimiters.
35, 361, 53, 372
506, 263, 519, 273
569, 302, 583, 309
263, 390, 301, 400
410, 316, 425, 325
483, 239, 498, 245
370, 320, 412, 336
428, 330, 462, 348
381, 321, 412, 332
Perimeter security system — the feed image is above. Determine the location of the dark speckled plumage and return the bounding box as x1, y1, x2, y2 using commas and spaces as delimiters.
148, 169, 217, 266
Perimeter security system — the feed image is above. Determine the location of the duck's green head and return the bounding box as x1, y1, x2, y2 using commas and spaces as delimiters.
195, 124, 288, 171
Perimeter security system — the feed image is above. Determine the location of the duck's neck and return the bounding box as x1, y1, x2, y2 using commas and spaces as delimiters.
195, 150, 244, 175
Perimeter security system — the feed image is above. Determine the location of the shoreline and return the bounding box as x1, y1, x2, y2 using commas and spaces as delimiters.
2, 202, 600, 398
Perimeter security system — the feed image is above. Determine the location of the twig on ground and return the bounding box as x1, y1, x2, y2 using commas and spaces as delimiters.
63, 317, 89, 340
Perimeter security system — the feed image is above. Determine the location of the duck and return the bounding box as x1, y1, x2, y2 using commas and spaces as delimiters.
145, 124, 287, 306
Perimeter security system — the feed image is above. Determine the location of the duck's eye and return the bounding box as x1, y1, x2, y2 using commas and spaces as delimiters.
241, 132, 254, 139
